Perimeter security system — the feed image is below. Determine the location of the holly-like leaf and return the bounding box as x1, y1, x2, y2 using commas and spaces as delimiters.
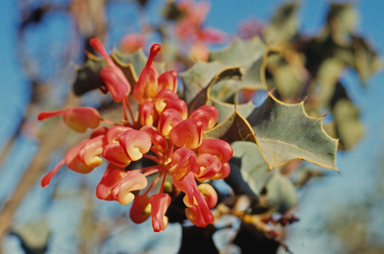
72, 55, 107, 96
208, 37, 267, 102
204, 109, 257, 145
180, 61, 226, 105
246, 92, 338, 171
211, 99, 255, 124
209, 37, 265, 67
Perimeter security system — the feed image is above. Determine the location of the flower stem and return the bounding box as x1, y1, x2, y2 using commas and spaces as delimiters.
159, 168, 167, 194
143, 154, 162, 164
100, 118, 117, 126
144, 171, 163, 195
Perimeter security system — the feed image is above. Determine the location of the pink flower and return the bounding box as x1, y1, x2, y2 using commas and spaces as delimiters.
120, 33, 145, 53
189, 105, 219, 131
195, 154, 221, 182
130, 194, 151, 224
90, 38, 131, 102
158, 109, 183, 137
149, 193, 171, 232
118, 130, 152, 161
38, 107, 100, 132
96, 165, 147, 205
170, 118, 203, 149
169, 147, 199, 181
41, 135, 107, 187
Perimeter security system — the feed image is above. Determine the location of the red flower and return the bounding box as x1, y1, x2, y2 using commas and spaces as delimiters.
150, 193, 172, 232
38, 107, 100, 132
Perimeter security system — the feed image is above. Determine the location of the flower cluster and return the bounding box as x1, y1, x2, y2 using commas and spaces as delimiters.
38, 38, 233, 232
174, 0, 227, 61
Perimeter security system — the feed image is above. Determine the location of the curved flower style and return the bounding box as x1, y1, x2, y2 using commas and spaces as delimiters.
90, 38, 131, 102
39, 41, 233, 232
38, 107, 101, 132
41, 136, 106, 187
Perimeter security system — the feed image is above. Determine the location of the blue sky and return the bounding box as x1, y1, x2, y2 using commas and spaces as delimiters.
1, 0, 384, 253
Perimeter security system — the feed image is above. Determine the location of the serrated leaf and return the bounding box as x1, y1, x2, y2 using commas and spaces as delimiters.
263, 172, 297, 214
212, 99, 255, 124
246, 92, 338, 171
204, 109, 258, 145
209, 37, 265, 66
72, 55, 107, 96
208, 37, 267, 102
180, 61, 227, 105
181, 63, 242, 113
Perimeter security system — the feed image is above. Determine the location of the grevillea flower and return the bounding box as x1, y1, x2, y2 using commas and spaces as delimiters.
133, 44, 178, 105
90, 38, 131, 102
120, 33, 145, 53
38, 107, 101, 132
96, 165, 147, 205
130, 194, 151, 224
41, 135, 106, 187
39, 40, 233, 233
170, 118, 203, 149
173, 172, 215, 227
118, 130, 151, 161
149, 193, 171, 232
169, 147, 199, 181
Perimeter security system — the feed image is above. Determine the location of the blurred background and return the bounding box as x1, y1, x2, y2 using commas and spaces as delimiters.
0, 0, 383, 253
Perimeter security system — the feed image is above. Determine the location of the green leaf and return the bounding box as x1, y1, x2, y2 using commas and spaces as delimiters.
232, 141, 270, 195
208, 37, 267, 102
351, 36, 382, 82
10, 220, 50, 253
180, 61, 227, 105
246, 92, 339, 171
264, 1, 300, 45
231, 141, 297, 214
263, 172, 298, 214
209, 37, 266, 66
266, 53, 305, 98
72, 55, 107, 96
211, 99, 255, 124
326, 3, 358, 46
332, 98, 363, 150
314, 58, 345, 108
204, 109, 258, 145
